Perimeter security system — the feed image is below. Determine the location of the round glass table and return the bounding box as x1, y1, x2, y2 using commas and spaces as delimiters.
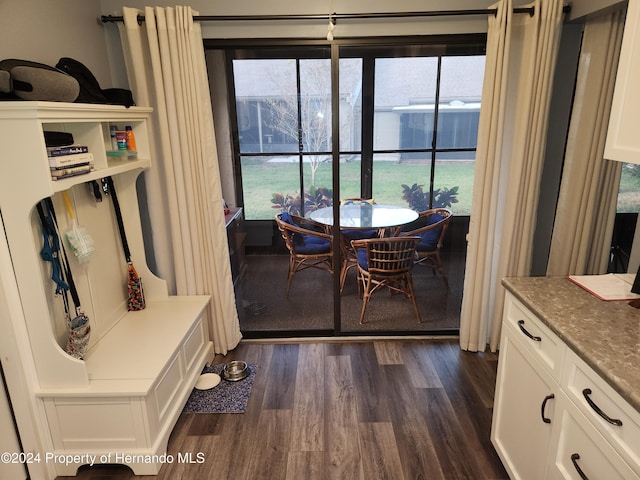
308, 204, 418, 230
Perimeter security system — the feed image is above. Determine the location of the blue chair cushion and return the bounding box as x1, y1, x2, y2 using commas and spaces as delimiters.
280, 212, 304, 246
356, 247, 368, 270
416, 213, 443, 252
342, 229, 378, 241
280, 211, 299, 227
297, 235, 331, 255
280, 213, 331, 254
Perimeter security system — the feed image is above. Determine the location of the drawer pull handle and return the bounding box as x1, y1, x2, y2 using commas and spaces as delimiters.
571, 453, 589, 480
540, 393, 554, 423
517, 320, 541, 342
582, 389, 623, 426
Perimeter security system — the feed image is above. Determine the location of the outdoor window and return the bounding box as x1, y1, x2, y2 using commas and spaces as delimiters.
227, 39, 485, 221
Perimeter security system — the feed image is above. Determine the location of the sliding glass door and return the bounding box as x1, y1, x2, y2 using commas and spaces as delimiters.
212, 36, 485, 337
337, 43, 484, 333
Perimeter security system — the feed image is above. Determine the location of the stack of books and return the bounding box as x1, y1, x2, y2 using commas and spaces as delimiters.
48, 145, 94, 180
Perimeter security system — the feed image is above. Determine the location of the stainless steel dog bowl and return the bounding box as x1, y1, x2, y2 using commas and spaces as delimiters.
222, 360, 249, 382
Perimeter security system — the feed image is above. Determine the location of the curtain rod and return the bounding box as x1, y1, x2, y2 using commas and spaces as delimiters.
100, 5, 571, 24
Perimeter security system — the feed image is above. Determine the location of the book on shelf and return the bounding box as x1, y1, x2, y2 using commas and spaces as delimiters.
50, 163, 94, 180
48, 152, 93, 168
47, 145, 89, 157
50, 161, 91, 171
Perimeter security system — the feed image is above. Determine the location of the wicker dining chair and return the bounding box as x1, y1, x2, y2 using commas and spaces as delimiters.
275, 212, 334, 296
351, 236, 422, 324
395, 208, 452, 291
338, 198, 379, 293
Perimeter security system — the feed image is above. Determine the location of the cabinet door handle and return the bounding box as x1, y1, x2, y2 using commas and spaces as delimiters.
517, 320, 541, 342
540, 393, 554, 423
571, 453, 589, 480
582, 388, 623, 426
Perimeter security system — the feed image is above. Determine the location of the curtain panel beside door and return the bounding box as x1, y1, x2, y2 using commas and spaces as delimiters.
119, 6, 241, 354
459, 0, 564, 352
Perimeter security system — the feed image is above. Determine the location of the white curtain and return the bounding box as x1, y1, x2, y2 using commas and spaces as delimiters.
546, 9, 625, 276
459, 0, 564, 352
118, 6, 242, 354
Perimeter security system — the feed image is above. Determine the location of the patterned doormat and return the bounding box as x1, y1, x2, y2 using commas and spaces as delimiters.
182, 363, 257, 414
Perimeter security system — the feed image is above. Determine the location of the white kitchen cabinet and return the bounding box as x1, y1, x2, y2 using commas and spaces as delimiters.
491, 295, 562, 479
0, 102, 213, 478
492, 292, 640, 480
604, 0, 640, 164
562, 348, 640, 477
548, 392, 637, 480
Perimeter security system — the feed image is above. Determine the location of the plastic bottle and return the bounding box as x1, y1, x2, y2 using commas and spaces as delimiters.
110, 125, 118, 150
116, 130, 127, 150
125, 126, 137, 160
125, 126, 137, 151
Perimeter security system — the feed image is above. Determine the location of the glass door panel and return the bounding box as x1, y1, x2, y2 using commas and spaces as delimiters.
340, 49, 484, 334
231, 52, 334, 335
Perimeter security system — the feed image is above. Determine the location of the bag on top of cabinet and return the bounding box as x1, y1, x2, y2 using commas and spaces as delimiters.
0, 58, 80, 102
56, 57, 135, 107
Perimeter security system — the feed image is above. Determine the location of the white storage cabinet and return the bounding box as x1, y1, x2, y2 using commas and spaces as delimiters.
604, 0, 640, 164
492, 292, 640, 480
0, 102, 213, 477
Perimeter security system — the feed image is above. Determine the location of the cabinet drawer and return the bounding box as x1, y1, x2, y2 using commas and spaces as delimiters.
504, 293, 564, 380
562, 348, 640, 474
549, 394, 639, 480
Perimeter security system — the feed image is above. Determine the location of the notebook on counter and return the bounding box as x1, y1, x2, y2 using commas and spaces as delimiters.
568, 273, 640, 301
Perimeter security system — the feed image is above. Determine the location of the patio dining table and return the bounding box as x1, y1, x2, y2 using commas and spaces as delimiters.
308, 204, 418, 232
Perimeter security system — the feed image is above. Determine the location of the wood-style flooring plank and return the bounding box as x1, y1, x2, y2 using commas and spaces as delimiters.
290, 342, 325, 452
374, 339, 404, 365
358, 422, 404, 480
417, 387, 483, 479
381, 363, 446, 480
286, 451, 325, 480
341, 342, 391, 423
402, 340, 444, 388
244, 409, 291, 480
324, 354, 364, 480
425, 342, 507, 478
262, 343, 299, 410
458, 348, 500, 409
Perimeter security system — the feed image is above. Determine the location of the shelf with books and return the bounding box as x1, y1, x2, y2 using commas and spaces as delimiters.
0, 102, 152, 200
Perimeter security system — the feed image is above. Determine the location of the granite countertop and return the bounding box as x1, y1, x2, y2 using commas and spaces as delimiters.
502, 276, 640, 412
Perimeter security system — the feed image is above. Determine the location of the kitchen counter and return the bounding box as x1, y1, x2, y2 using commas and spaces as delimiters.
502, 276, 640, 412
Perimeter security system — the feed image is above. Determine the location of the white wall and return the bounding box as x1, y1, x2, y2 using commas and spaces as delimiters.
0, 0, 115, 87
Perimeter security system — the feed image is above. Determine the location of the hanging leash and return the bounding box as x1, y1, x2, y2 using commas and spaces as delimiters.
38, 197, 91, 359
102, 176, 146, 311
36, 201, 68, 295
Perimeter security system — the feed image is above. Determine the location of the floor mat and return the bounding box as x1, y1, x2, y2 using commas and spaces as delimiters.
182, 363, 257, 414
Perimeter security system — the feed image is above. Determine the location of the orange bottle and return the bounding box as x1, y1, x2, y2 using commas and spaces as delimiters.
125, 125, 137, 151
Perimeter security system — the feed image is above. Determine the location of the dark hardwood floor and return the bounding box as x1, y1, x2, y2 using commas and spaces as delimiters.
58, 338, 508, 480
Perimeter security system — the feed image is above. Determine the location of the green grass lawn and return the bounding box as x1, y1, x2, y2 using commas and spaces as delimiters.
241, 159, 475, 219
618, 164, 640, 213
240, 159, 640, 220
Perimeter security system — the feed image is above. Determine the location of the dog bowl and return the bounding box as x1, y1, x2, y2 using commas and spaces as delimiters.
222, 360, 249, 382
